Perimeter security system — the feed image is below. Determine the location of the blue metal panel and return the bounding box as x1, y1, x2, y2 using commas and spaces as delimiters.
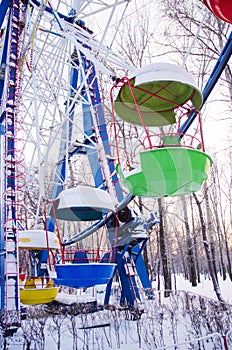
53, 263, 116, 288
0, 0, 9, 28
104, 244, 143, 307
115, 246, 137, 307
0, 124, 4, 135
131, 241, 152, 289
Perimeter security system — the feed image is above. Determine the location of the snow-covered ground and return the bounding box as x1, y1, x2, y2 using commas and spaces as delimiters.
153, 273, 232, 304
2, 274, 232, 350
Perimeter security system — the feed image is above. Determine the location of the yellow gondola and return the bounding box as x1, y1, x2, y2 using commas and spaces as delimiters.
19, 230, 60, 305
20, 278, 59, 305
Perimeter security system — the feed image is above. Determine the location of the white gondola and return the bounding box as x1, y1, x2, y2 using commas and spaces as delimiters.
18, 230, 60, 250
114, 62, 203, 126
51, 186, 116, 221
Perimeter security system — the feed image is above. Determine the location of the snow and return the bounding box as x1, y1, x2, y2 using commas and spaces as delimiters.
157, 274, 232, 304
2, 274, 232, 349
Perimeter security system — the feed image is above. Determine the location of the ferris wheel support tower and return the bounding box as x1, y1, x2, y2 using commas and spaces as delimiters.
0, 0, 22, 331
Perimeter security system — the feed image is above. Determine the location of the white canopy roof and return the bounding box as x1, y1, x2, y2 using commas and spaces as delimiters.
114, 62, 203, 127
129, 62, 202, 111
18, 230, 60, 250
52, 186, 116, 221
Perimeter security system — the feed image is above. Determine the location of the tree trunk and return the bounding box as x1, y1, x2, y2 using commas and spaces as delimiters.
193, 193, 225, 304
214, 205, 227, 280
181, 197, 197, 287
158, 198, 172, 297
207, 164, 227, 281
173, 225, 188, 278
138, 197, 151, 279
190, 195, 201, 283
224, 235, 232, 281
204, 186, 218, 282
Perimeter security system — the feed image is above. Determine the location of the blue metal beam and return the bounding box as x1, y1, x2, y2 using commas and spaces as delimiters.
30, 0, 74, 22
0, 129, 4, 310
80, 50, 123, 201
180, 30, 232, 135
0, 15, 10, 113
40, 15, 78, 275
46, 56, 78, 232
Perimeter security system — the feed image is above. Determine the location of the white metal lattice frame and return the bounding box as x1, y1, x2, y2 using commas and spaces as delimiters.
19, 1, 134, 198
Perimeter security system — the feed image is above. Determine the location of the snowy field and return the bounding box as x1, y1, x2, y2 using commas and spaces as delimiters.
163, 274, 232, 304
2, 274, 232, 350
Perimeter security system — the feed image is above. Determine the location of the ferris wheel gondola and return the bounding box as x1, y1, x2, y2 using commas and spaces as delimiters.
114, 63, 203, 127
203, 0, 232, 24
51, 186, 116, 221
18, 230, 60, 305
112, 63, 212, 198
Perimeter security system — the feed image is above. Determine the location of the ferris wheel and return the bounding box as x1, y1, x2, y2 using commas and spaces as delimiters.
0, 0, 231, 333
0, 0, 153, 330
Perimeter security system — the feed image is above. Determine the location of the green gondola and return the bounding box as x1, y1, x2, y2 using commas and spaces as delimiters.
117, 147, 212, 197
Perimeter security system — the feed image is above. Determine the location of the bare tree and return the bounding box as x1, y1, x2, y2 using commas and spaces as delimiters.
204, 184, 220, 281
208, 154, 232, 281
158, 198, 172, 297
181, 197, 197, 286
193, 193, 225, 303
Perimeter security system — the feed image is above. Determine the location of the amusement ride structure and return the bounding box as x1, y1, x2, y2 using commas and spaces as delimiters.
0, 0, 231, 335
